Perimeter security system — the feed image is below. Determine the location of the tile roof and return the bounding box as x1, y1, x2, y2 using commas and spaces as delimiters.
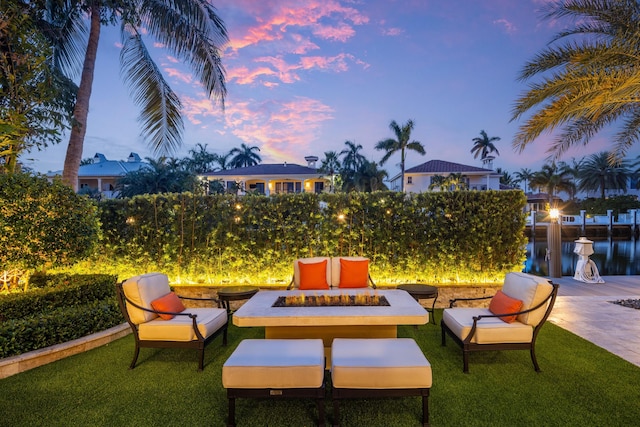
202, 163, 319, 176
46, 153, 149, 178
405, 160, 494, 174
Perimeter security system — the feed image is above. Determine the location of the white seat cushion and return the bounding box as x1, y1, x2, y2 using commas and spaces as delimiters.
138, 308, 227, 341
222, 339, 324, 389
122, 272, 171, 324
331, 338, 432, 389
502, 272, 553, 326
442, 308, 534, 344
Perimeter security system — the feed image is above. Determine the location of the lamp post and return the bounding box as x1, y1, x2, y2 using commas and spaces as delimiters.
547, 208, 562, 278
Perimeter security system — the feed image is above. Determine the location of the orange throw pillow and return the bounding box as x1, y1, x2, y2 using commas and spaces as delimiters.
339, 259, 369, 288
150, 292, 186, 320
298, 260, 330, 290
489, 290, 523, 323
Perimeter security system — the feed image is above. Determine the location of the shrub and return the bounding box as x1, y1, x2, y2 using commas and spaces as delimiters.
0, 174, 100, 275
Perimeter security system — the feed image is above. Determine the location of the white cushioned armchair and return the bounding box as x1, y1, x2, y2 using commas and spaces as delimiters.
441, 272, 559, 373
115, 272, 228, 371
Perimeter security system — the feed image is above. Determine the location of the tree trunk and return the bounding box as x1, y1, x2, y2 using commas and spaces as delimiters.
62, 4, 101, 191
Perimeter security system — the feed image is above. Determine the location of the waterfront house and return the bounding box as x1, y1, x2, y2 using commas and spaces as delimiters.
199, 156, 329, 196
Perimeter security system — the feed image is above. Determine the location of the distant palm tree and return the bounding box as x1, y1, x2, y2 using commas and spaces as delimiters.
375, 119, 426, 192
47, 1, 228, 190
578, 152, 630, 199
214, 152, 232, 170
470, 130, 500, 161
229, 143, 261, 168
496, 168, 516, 187
514, 168, 534, 193
530, 163, 575, 207
511, 0, 640, 164
346, 160, 388, 192
318, 151, 341, 192
339, 140, 366, 172
116, 157, 198, 197
428, 175, 447, 192
557, 158, 584, 200
185, 143, 219, 173
444, 173, 468, 191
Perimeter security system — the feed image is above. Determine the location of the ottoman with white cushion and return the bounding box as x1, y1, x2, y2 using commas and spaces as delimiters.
222, 339, 325, 427
331, 338, 432, 427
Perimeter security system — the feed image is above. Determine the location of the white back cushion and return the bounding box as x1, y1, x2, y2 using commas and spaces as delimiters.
502, 272, 553, 326
122, 272, 171, 324
292, 257, 332, 288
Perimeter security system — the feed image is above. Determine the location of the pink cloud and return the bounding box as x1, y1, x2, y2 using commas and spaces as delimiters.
163, 67, 193, 84
219, 96, 334, 162
493, 18, 517, 34
382, 27, 404, 36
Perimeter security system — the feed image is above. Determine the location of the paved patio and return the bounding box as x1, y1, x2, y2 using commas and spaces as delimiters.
547, 275, 640, 367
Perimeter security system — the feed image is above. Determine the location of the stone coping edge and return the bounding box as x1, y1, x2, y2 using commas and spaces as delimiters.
0, 323, 131, 380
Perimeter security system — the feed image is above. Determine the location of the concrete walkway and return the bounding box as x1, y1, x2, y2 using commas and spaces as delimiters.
547, 275, 640, 367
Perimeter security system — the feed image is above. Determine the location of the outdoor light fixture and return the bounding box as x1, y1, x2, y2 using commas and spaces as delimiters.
547, 208, 562, 278
235, 203, 242, 210
337, 213, 346, 221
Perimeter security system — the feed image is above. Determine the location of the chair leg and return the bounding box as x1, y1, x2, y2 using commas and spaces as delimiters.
317, 397, 325, 427
530, 346, 541, 372
441, 322, 446, 346
227, 396, 236, 427
198, 347, 205, 371
422, 393, 430, 427
463, 349, 470, 373
223, 327, 228, 346
332, 399, 340, 427
129, 343, 140, 369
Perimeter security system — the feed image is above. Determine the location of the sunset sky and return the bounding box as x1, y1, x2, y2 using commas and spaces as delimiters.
26, 0, 639, 178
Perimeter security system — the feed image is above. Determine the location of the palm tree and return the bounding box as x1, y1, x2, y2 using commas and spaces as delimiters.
339, 140, 366, 189
184, 143, 219, 173
578, 152, 630, 199
116, 157, 199, 197
346, 160, 388, 192
339, 140, 366, 172
470, 130, 500, 162
511, 0, 640, 165
318, 151, 341, 192
375, 119, 426, 192
529, 163, 575, 207
214, 152, 232, 170
428, 175, 447, 192
229, 143, 261, 168
557, 158, 583, 200
514, 168, 534, 193
496, 168, 516, 188
46, 1, 228, 190
444, 173, 469, 191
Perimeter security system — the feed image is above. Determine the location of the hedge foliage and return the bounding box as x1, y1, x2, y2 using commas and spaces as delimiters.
0, 274, 123, 358
0, 174, 100, 271
87, 191, 528, 285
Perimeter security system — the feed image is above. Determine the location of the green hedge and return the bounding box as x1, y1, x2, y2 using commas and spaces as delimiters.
87, 191, 527, 284
0, 274, 123, 358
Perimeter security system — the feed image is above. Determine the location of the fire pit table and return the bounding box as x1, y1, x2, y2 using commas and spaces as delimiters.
233, 289, 429, 365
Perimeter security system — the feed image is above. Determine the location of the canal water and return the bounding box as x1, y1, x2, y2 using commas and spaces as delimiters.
524, 237, 640, 276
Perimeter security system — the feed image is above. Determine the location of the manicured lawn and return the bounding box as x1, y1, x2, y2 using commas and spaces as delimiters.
1, 315, 639, 426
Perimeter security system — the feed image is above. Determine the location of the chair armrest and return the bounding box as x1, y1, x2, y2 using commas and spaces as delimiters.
449, 295, 492, 308
368, 273, 377, 289
286, 276, 294, 290
178, 294, 223, 309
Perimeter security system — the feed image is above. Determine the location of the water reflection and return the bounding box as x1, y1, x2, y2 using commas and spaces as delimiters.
524, 237, 640, 276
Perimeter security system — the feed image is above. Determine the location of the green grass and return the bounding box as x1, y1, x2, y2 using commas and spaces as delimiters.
1, 314, 639, 427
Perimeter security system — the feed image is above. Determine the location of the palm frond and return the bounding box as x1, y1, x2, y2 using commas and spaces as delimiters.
120, 25, 183, 155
